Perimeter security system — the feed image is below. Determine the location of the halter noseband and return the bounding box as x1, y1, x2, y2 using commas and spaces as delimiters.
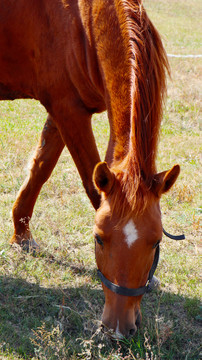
97, 228, 185, 297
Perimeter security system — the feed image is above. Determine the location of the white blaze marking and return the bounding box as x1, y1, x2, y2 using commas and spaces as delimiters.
123, 219, 138, 248
114, 320, 124, 340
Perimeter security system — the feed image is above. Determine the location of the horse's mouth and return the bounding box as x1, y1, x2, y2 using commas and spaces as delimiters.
101, 315, 141, 340
101, 324, 125, 340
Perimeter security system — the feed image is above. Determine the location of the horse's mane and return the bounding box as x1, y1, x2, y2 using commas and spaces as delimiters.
110, 0, 169, 217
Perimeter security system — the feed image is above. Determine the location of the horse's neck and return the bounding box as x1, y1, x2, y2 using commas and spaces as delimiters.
92, 0, 167, 183
92, 0, 132, 161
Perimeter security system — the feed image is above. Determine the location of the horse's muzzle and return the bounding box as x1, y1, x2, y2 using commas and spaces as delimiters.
101, 308, 141, 339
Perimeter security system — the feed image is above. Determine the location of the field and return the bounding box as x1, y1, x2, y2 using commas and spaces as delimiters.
0, 0, 201, 359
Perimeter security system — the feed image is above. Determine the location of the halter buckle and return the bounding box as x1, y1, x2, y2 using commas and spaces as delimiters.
146, 279, 150, 287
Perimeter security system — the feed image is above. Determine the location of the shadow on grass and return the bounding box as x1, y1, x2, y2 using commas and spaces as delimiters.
0, 275, 201, 359
0, 275, 104, 359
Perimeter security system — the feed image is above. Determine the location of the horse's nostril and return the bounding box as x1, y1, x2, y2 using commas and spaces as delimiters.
135, 312, 142, 328
129, 326, 137, 336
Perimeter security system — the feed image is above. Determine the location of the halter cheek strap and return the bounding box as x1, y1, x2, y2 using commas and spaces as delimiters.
163, 228, 185, 240
97, 228, 185, 297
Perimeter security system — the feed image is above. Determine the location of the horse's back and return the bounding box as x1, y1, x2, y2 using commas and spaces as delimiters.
0, 0, 105, 114
0, 1, 65, 102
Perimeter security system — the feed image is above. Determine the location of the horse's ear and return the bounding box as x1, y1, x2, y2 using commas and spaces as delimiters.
152, 165, 180, 197
93, 162, 115, 194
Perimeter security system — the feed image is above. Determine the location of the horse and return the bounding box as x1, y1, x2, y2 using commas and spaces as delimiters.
0, 0, 180, 338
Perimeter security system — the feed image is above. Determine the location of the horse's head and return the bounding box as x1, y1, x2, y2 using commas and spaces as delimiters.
93, 161, 180, 338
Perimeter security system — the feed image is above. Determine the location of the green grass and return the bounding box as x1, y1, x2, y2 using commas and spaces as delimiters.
0, 1, 201, 359
144, 0, 202, 55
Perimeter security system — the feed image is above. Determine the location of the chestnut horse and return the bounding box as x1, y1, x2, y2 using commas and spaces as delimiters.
0, 0, 180, 338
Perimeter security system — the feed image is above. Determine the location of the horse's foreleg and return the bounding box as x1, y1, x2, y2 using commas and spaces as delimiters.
55, 112, 101, 210
10, 115, 64, 248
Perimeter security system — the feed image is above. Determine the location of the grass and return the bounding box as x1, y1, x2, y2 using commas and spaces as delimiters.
0, 1, 201, 359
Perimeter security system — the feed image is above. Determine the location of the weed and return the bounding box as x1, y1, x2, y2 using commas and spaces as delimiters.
32, 323, 68, 360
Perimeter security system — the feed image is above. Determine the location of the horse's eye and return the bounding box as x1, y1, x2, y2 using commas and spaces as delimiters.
95, 234, 103, 246
152, 240, 161, 249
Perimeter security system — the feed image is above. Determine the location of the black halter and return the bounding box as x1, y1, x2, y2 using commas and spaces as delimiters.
163, 228, 185, 240
97, 228, 185, 297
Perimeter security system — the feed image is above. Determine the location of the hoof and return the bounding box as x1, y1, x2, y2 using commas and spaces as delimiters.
10, 234, 39, 252
21, 238, 40, 253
